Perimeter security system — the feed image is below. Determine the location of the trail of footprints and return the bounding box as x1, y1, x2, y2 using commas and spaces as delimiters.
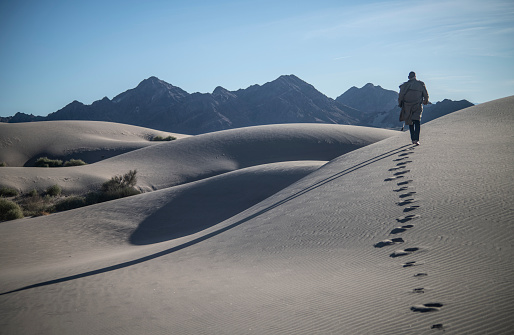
378, 147, 445, 331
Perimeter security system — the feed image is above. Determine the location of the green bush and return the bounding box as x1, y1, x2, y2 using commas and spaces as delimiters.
54, 196, 87, 211
0, 187, 18, 197
99, 170, 140, 202
28, 189, 39, 197
64, 159, 87, 166
98, 187, 140, 202
46, 184, 62, 197
0, 162, 6, 167
151, 135, 176, 141
20, 191, 50, 217
0, 198, 24, 221
102, 170, 137, 192
34, 157, 63, 167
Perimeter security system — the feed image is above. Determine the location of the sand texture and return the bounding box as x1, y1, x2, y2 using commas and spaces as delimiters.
0, 96, 513, 334
0, 120, 187, 167
0, 123, 395, 193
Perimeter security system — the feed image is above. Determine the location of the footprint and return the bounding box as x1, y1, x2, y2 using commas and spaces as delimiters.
431, 324, 444, 330
393, 157, 408, 162
394, 170, 411, 176
399, 191, 416, 198
390, 247, 419, 258
393, 186, 409, 192
403, 261, 417, 267
404, 205, 420, 212
373, 237, 404, 248
414, 273, 428, 277
396, 214, 420, 223
384, 176, 405, 181
396, 161, 412, 166
399, 152, 412, 157
397, 180, 413, 186
411, 303, 443, 313
412, 288, 425, 294
390, 224, 414, 234
388, 166, 406, 171
397, 199, 417, 206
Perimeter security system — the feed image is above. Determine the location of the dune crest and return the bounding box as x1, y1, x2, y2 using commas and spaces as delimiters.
0, 120, 187, 167
0, 123, 396, 193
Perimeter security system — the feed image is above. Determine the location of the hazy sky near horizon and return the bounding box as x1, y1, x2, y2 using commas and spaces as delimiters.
1, 0, 513, 117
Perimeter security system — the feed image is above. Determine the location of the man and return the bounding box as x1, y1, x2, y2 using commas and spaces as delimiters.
399, 71, 429, 145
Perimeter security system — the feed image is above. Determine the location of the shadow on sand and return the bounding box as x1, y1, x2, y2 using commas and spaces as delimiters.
1, 144, 412, 295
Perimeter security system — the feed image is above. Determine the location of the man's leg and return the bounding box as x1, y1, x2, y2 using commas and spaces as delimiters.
413, 120, 420, 141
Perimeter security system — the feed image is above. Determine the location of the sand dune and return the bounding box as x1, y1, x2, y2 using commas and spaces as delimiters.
0, 120, 187, 167
0, 97, 513, 334
0, 123, 396, 193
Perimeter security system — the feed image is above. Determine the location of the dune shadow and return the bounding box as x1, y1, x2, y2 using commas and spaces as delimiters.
129, 166, 315, 245
1, 144, 411, 295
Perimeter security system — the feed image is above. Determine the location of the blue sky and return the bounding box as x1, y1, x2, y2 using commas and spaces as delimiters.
1, 0, 513, 117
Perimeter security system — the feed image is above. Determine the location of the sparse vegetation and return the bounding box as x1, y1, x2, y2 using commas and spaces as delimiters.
0, 198, 24, 221
28, 189, 39, 197
98, 170, 140, 202
54, 196, 87, 211
0, 187, 18, 197
34, 157, 88, 167
151, 135, 176, 141
63, 159, 87, 166
1, 170, 141, 221
34, 157, 63, 167
46, 184, 62, 197
19, 191, 49, 217
0, 162, 6, 167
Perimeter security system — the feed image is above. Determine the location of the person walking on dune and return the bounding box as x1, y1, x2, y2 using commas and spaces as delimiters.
398, 71, 429, 145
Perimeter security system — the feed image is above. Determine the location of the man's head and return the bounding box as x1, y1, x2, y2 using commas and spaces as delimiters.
408, 71, 416, 79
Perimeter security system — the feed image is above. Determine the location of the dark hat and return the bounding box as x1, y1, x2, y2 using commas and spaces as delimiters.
408, 71, 416, 79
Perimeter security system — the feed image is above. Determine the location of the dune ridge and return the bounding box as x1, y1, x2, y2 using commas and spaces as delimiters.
0, 123, 396, 193
0, 96, 513, 334
0, 120, 187, 167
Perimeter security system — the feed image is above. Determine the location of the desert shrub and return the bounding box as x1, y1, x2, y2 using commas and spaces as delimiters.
64, 159, 87, 166
54, 196, 87, 211
0, 187, 18, 197
98, 187, 140, 202
27, 189, 39, 197
0, 162, 6, 167
151, 135, 176, 141
0, 198, 24, 221
20, 192, 49, 217
98, 170, 140, 202
26, 189, 39, 197
46, 184, 62, 197
34, 157, 63, 167
101, 170, 137, 192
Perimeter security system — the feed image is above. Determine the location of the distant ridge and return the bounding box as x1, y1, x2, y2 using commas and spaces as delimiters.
2, 75, 473, 134
337, 83, 474, 128
336, 83, 398, 114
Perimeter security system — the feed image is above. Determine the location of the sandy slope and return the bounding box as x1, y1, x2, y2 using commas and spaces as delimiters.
0, 120, 187, 167
0, 97, 513, 334
0, 123, 396, 193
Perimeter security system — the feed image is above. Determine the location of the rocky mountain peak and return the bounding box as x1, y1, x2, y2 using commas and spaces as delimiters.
4, 74, 473, 134
212, 86, 237, 99
113, 77, 189, 104
336, 83, 398, 114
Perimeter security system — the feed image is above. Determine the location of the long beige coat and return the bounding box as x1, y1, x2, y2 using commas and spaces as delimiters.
398, 79, 429, 125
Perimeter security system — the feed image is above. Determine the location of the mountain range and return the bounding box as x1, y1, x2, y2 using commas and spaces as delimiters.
2, 75, 473, 134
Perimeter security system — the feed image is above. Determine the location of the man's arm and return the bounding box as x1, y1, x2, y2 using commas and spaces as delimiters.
422, 83, 429, 105
398, 83, 406, 107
